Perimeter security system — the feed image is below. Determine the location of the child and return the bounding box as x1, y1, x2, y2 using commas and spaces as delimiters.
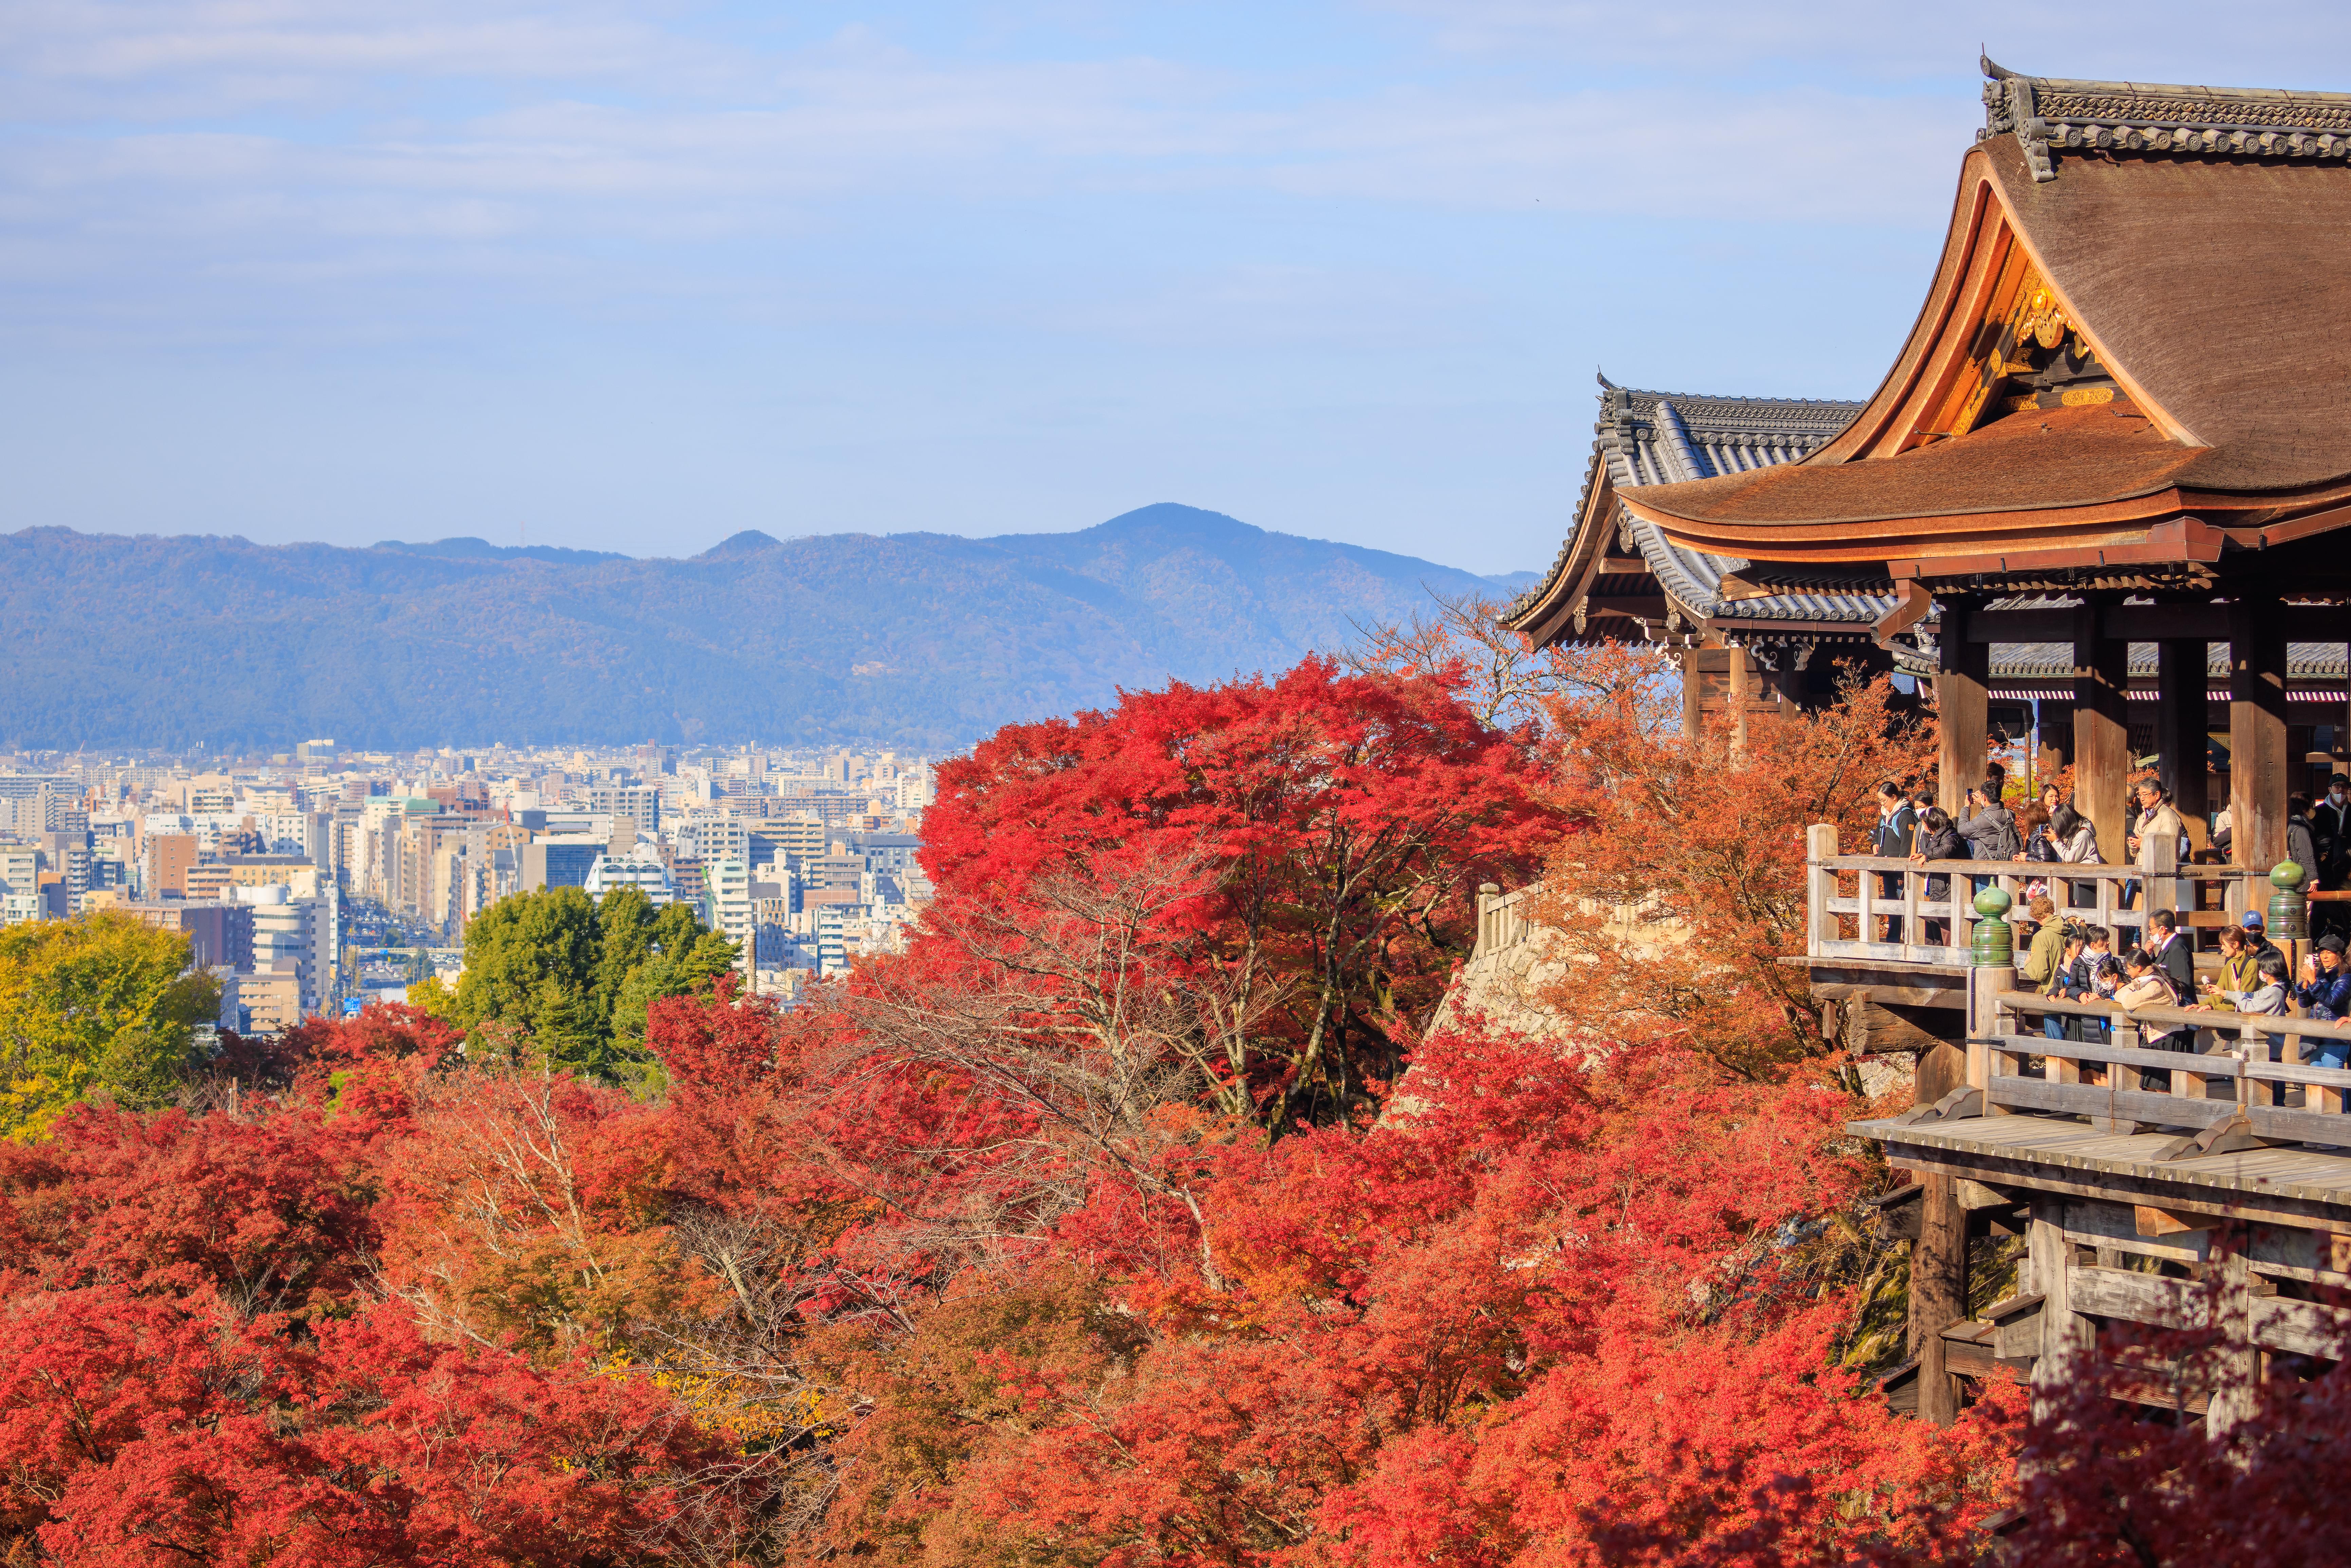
2046, 927, 2090, 1042
2237, 953, 2292, 1017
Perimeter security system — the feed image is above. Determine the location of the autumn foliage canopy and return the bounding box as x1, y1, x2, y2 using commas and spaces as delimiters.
0, 623, 2337, 1564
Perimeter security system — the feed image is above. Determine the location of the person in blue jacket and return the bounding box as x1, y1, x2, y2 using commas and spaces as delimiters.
2296, 934, 2351, 1068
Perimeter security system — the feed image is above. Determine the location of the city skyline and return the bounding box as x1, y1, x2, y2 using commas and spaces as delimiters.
0, 738, 938, 1032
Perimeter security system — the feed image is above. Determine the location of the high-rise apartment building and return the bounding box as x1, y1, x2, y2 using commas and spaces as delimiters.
586, 785, 660, 839
703, 858, 755, 970
146, 833, 198, 898
235, 883, 335, 1019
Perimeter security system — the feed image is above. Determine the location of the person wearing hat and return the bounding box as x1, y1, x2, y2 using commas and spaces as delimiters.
2295, 937, 2351, 1069
2241, 910, 2285, 971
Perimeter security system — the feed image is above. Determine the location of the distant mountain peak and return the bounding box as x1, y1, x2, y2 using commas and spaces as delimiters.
1090, 502, 1261, 537
700, 530, 784, 558
0, 510, 1535, 752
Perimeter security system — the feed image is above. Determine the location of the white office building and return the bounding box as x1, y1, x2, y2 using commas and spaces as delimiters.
582, 850, 674, 906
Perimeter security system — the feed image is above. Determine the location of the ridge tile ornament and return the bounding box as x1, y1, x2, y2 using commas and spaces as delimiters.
1982, 56, 2351, 182
2269, 861, 2309, 941
1971, 884, 2015, 968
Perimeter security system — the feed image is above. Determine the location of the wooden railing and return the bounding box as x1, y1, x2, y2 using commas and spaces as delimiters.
1932, 991, 2351, 1147
1472, 882, 1542, 963
1803, 823, 2261, 969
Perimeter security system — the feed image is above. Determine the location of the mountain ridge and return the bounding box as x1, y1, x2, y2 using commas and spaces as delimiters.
0, 505, 1531, 751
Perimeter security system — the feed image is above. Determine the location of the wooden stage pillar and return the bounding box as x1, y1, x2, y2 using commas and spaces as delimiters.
2156, 637, 2210, 843
2026, 1199, 2092, 1426
2072, 598, 2130, 864
2230, 598, 2290, 875
1679, 646, 1702, 741
1728, 642, 1753, 758
1936, 598, 1988, 812
1907, 1038, 1969, 1429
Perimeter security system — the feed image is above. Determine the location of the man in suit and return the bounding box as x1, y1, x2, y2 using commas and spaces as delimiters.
2146, 908, 2196, 997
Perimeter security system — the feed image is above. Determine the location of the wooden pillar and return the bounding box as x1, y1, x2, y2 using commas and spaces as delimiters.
2207, 1240, 2260, 1443
1911, 1174, 1967, 1426
2230, 598, 2290, 875
2072, 599, 2130, 866
2157, 638, 2210, 852
1937, 598, 1988, 813
1728, 642, 1752, 759
1907, 1037, 1969, 1429
2027, 1198, 2091, 1426
1679, 646, 1702, 742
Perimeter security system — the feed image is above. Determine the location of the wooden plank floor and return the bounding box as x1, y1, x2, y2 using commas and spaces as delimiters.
1852, 1112, 2351, 1205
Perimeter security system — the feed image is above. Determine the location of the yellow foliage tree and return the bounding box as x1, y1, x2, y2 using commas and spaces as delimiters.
405, 972, 458, 1021
0, 912, 220, 1139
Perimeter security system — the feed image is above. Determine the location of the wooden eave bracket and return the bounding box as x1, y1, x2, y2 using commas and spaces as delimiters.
1871, 578, 1932, 648
2152, 1109, 2270, 1162
1893, 1085, 1984, 1125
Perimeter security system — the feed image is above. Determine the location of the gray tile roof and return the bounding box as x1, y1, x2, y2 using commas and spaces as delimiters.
1983, 57, 2351, 183
1991, 641, 2351, 682
1509, 376, 1872, 630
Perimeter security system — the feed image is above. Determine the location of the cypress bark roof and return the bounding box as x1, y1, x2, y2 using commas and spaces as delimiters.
1616, 62, 2351, 576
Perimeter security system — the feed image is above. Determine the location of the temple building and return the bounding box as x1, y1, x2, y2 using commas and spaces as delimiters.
1519, 383, 2351, 771
1508, 379, 1889, 737
1580, 59, 2351, 869
1515, 61, 2351, 1434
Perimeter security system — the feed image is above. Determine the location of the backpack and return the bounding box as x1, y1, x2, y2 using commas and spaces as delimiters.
1989, 811, 2020, 860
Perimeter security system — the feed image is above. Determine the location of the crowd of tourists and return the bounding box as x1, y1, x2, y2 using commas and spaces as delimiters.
1861, 770, 2351, 1062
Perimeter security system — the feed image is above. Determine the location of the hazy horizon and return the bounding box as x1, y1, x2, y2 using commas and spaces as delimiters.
5, 7, 2344, 574
5, 502, 1545, 579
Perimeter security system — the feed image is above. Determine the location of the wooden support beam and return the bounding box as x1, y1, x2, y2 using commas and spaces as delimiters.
2157, 638, 2210, 835
1937, 598, 1988, 813
1969, 604, 2351, 643
2230, 597, 2290, 876
1963, 608, 2079, 642
1678, 645, 1701, 742
2029, 1198, 2092, 1426
2135, 1205, 2221, 1237
1911, 1173, 1967, 1426
2073, 599, 2130, 869
1904, 1032, 1969, 1427
1839, 997, 1961, 1056
1729, 642, 1752, 759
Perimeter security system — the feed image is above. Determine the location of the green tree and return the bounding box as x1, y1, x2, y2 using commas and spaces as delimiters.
609, 929, 741, 1054
452, 886, 739, 1085
591, 885, 660, 1024
451, 887, 600, 1041
0, 912, 221, 1139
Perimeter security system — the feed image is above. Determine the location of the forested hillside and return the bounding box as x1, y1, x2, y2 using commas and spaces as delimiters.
0, 504, 1527, 751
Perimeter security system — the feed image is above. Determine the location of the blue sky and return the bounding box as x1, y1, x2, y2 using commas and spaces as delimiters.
2, 5, 2341, 574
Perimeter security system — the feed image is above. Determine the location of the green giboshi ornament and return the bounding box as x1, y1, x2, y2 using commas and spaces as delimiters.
1971, 883, 2015, 968
2269, 860, 2309, 942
